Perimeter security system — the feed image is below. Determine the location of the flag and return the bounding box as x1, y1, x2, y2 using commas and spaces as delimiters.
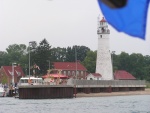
34, 64, 40, 70
97, 0, 150, 39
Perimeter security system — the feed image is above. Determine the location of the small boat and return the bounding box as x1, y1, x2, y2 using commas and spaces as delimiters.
0, 87, 5, 97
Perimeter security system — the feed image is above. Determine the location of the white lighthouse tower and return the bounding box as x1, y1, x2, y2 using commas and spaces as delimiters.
96, 16, 113, 80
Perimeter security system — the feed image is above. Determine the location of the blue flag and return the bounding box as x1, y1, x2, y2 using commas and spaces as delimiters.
97, 0, 150, 39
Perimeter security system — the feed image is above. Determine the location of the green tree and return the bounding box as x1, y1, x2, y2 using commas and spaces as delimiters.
111, 52, 119, 72
66, 46, 75, 62
51, 47, 67, 62
118, 52, 130, 71
82, 51, 96, 73
31, 39, 51, 75
73, 46, 90, 62
128, 53, 144, 79
0, 51, 9, 67
6, 44, 27, 66
143, 55, 150, 81
66, 45, 90, 62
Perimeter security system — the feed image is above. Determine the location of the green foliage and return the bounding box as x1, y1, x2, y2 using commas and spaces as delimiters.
0, 51, 9, 67
146, 81, 150, 88
51, 47, 67, 62
1, 40, 150, 82
73, 46, 90, 62
6, 44, 27, 66
66, 46, 90, 62
31, 38, 51, 75
118, 52, 130, 71
82, 51, 97, 73
0, 44, 27, 75
66, 46, 75, 62
1, 75, 7, 84
83, 51, 150, 82
112, 52, 150, 82
50, 45, 90, 62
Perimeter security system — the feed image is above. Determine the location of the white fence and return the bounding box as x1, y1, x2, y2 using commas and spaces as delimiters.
67, 79, 146, 88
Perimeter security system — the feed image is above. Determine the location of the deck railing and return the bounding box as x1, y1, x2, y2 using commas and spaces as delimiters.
67, 79, 146, 88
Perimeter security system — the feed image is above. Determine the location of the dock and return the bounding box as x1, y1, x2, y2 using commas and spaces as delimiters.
72, 80, 146, 94
17, 79, 146, 99
19, 85, 74, 99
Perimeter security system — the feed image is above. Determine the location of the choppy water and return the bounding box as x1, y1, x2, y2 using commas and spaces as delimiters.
0, 95, 150, 113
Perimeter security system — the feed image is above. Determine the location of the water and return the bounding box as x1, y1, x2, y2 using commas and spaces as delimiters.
0, 95, 150, 113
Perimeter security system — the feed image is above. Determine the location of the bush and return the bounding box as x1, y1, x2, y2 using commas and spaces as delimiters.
146, 81, 150, 88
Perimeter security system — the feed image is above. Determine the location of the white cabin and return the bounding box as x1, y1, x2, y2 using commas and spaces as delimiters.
18, 76, 43, 86
87, 73, 102, 80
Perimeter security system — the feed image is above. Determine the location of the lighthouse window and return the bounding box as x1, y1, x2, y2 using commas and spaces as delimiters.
100, 35, 102, 38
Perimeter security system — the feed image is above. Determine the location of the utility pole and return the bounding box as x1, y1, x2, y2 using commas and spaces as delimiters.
12, 62, 17, 86
75, 46, 77, 98
29, 41, 37, 77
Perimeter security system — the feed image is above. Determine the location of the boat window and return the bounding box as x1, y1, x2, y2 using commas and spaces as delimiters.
38, 79, 42, 83
20, 79, 28, 83
20, 80, 24, 83
32, 79, 35, 83
25, 80, 28, 83
20, 78, 43, 85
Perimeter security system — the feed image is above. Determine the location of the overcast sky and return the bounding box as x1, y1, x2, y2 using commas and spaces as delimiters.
0, 0, 150, 55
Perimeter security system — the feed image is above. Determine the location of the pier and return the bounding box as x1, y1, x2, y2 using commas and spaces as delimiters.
17, 79, 146, 99
19, 85, 74, 99
72, 80, 146, 94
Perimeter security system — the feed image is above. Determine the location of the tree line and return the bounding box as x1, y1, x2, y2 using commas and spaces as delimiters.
0, 38, 150, 81
83, 51, 150, 82
0, 39, 90, 76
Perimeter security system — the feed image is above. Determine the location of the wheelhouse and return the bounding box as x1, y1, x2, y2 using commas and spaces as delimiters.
18, 76, 43, 85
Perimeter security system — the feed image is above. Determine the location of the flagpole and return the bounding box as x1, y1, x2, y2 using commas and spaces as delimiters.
29, 41, 37, 77
29, 42, 30, 77
75, 46, 77, 98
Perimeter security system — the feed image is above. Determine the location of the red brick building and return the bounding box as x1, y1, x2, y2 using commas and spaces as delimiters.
114, 70, 136, 80
0, 66, 25, 86
53, 61, 88, 79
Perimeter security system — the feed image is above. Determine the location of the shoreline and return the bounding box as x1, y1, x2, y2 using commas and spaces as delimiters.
76, 88, 150, 97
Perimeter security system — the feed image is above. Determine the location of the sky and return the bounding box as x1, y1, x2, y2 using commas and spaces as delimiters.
0, 0, 150, 55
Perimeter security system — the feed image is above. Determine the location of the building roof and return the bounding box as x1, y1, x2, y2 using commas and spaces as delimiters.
114, 70, 136, 80
100, 17, 107, 22
2, 66, 25, 77
42, 74, 68, 79
90, 73, 102, 77
53, 62, 87, 71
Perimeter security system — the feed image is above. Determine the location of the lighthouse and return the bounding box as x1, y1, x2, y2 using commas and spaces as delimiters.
96, 16, 113, 80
